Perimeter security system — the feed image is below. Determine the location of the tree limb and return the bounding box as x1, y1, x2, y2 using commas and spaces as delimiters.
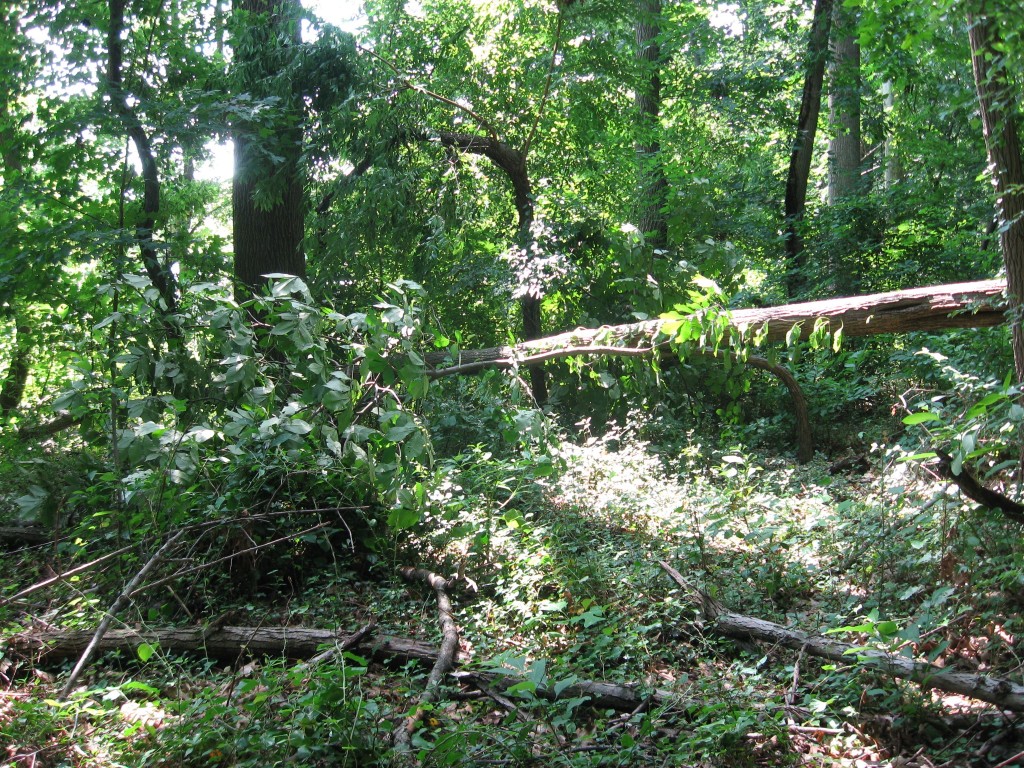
392, 566, 462, 754
935, 450, 1024, 525
658, 560, 1024, 712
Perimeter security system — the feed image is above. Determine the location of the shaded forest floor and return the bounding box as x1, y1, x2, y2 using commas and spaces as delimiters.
3, 413, 1024, 767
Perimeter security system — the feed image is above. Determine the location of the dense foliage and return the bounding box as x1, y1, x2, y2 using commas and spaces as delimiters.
2, 0, 1023, 765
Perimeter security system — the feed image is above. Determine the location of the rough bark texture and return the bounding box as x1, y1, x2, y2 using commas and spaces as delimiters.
9, 626, 439, 665
634, 0, 668, 252
968, 10, 1024, 386
827, 2, 861, 205
711, 610, 1024, 711
658, 561, 1024, 712
231, 0, 307, 297
784, 0, 833, 298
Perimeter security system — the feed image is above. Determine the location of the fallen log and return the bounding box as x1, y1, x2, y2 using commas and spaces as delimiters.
8, 625, 440, 666
658, 560, 1024, 712
424, 279, 1007, 374
0, 526, 50, 547
6, 624, 673, 713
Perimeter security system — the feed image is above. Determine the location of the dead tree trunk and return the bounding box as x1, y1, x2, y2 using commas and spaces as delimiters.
425, 279, 1007, 373
425, 280, 1005, 463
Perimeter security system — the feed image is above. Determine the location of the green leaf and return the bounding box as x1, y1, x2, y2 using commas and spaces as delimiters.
136, 643, 156, 662
387, 506, 421, 530
902, 412, 941, 425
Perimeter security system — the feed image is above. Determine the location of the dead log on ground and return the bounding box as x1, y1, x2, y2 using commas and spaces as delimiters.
658, 560, 1024, 712
8, 625, 440, 666
0, 526, 50, 546
6, 624, 675, 713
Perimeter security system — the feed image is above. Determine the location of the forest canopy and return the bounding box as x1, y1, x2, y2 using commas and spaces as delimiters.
1, 0, 1024, 765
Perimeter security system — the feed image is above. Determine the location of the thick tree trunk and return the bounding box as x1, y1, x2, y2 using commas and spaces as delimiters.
784, 0, 833, 299
826, 2, 862, 296
634, 0, 668, 253
231, 0, 307, 298
967, 10, 1024, 386
0, 321, 31, 417
425, 279, 1004, 464
827, 3, 861, 206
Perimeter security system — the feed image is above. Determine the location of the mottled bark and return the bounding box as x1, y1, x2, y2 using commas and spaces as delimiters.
231, 0, 306, 297
827, 3, 861, 205
634, 0, 668, 252
783, 0, 833, 298
968, 10, 1024, 385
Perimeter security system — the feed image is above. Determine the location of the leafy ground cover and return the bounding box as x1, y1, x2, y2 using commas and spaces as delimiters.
3, 393, 1023, 766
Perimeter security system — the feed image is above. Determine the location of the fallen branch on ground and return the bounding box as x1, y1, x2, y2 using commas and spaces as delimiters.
59, 531, 185, 700
658, 560, 1024, 712
393, 567, 462, 754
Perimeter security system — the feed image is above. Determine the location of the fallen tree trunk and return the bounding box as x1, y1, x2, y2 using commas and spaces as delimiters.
425, 279, 1007, 373
710, 610, 1024, 711
0, 526, 50, 546
658, 561, 1024, 712
7, 624, 670, 713
8, 626, 440, 666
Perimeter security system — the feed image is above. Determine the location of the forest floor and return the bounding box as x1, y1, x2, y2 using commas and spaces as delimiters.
2, 415, 1024, 767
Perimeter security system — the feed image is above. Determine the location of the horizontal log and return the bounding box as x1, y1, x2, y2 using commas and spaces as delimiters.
658, 561, 1024, 712
8, 626, 439, 665
7, 625, 669, 713
425, 279, 1007, 374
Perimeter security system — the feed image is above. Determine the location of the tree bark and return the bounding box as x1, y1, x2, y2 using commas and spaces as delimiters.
0, 320, 31, 417
967, 10, 1024, 386
827, 2, 861, 206
634, 0, 668, 253
231, 0, 307, 298
658, 561, 1024, 712
784, 0, 833, 299
424, 279, 1007, 371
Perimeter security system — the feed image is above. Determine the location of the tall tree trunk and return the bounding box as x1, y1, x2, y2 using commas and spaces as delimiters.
231, 0, 306, 298
882, 80, 903, 191
634, 0, 668, 255
783, 0, 833, 299
827, 4, 861, 205
967, 9, 1024, 384
825, 1, 861, 295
